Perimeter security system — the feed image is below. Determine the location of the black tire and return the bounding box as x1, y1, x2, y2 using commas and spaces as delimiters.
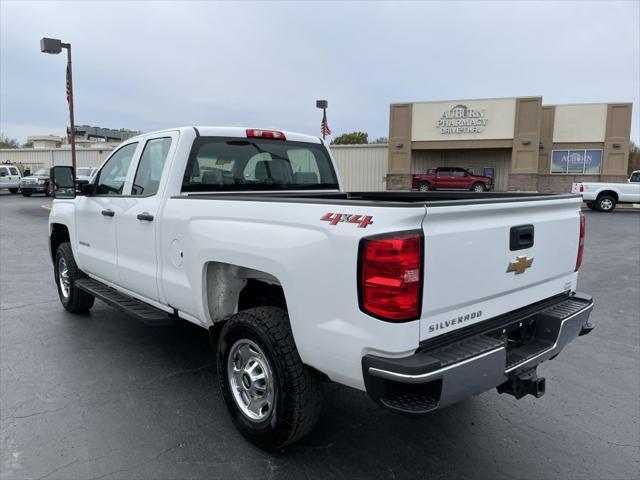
471, 182, 486, 192
586, 201, 598, 211
217, 307, 322, 450
418, 182, 431, 192
596, 195, 616, 212
8, 188, 18, 194
54, 242, 95, 314
22, 192, 31, 197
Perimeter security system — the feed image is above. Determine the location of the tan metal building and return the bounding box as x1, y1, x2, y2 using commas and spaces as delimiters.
387, 97, 633, 192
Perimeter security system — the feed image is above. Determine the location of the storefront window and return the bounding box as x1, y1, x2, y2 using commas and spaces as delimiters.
551, 149, 602, 174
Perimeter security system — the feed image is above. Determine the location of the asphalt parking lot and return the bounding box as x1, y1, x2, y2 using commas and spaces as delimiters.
1, 192, 638, 480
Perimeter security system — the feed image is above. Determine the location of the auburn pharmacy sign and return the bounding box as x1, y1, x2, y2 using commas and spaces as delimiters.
437, 104, 489, 134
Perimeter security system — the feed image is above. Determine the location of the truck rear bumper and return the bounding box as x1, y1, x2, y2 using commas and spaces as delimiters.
362, 292, 593, 414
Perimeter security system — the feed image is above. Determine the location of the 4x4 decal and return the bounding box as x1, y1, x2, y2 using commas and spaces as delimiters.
321, 213, 374, 228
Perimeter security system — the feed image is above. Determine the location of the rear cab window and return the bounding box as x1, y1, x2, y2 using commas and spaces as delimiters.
181, 137, 338, 192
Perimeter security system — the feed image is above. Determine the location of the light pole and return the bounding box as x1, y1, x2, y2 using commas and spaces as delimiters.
40, 37, 76, 172
316, 99, 330, 140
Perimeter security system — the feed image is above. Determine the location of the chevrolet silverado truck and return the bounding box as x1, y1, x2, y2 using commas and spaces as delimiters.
48, 127, 594, 450
412, 167, 494, 192
572, 170, 640, 211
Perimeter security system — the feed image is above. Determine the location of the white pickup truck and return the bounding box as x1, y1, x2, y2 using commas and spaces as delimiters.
572, 170, 640, 211
48, 127, 594, 449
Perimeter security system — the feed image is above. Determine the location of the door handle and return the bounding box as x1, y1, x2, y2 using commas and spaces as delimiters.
101, 209, 115, 217
137, 212, 154, 222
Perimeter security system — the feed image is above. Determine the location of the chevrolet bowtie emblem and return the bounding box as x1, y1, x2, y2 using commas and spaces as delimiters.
507, 256, 534, 274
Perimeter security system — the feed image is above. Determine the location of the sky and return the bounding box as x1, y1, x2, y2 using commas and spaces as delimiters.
1, 0, 639, 144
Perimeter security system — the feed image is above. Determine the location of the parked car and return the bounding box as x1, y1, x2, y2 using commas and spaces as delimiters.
75, 167, 97, 183
412, 167, 494, 192
20, 167, 50, 197
571, 170, 640, 212
0, 164, 21, 193
48, 126, 593, 450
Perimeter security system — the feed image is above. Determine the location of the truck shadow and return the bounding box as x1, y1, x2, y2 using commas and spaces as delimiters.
71, 310, 540, 479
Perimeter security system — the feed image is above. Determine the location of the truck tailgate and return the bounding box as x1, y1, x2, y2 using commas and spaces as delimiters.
420, 196, 582, 341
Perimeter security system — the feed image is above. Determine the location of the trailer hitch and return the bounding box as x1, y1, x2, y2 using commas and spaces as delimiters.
497, 369, 546, 399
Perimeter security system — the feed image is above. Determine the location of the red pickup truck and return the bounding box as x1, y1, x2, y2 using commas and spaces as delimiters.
412, 167, 494, 192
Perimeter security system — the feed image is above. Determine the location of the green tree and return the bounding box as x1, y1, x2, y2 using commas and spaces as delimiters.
331, 131, 368, 145
0, 133, 19, 149
22, 140, 33, 148
371, 137, 388, 144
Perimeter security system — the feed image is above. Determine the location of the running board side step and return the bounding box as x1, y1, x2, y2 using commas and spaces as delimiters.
75, 278, 172, 326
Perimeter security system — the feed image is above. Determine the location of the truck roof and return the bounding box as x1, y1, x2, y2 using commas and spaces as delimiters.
128, 126, 323, 144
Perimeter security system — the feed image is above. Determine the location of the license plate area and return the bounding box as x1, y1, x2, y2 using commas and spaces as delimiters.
485, 314, 559, 370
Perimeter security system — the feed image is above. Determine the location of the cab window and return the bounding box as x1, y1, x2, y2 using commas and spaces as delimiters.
132, 138, 172, 196
95, 143, 138, 195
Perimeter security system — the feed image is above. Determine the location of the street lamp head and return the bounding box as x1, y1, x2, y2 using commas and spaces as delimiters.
316, 100, 328, 109
40, 37, 62, 54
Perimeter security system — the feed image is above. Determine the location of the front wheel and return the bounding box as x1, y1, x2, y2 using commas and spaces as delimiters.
8, 188, 18, 194
22, 192, 31, 197
596, 195, 616, 212
217, 307, 322, 450
472, 183, 486, 192
54, 242, 95, 313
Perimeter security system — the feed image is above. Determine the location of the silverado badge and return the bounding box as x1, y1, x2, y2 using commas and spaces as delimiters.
507, 256, 534, 274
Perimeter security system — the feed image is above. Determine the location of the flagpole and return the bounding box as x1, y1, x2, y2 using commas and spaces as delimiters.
316, 99, 329, 141
63, 42, 76, 173
322, 107, 326, 140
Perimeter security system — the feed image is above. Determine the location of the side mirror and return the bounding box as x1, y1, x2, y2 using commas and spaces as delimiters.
79, 181, 95, 195
50, 166, 76, 199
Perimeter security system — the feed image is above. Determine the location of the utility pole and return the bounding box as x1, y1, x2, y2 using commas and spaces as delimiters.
40, 37, 76, 172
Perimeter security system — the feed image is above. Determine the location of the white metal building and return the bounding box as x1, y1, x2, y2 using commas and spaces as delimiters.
329, 144, 388, 191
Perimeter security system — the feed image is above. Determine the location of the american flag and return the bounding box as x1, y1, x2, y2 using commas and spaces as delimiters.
66, 63, 71, 104
320, 109, 331, 136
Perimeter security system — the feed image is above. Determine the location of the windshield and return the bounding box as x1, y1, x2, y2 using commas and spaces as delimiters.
76, 168, 92, 176
182, 137, 339, 192
33, 168, 48, 176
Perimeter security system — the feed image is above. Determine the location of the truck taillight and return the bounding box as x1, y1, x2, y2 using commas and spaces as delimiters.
246, 129, 286, 140
579, 184, 584, 193
575, 212, 586, 272
359, 231, 423, 321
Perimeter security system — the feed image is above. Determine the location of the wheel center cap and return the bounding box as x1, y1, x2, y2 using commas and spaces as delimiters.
242, 373, 251, 389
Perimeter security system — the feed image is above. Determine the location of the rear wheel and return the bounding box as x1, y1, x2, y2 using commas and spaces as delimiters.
8, 188, 18, 194
586, 201, 598, 211
22, 192, 31, 197
596, 195, 616, 212
217, 307, 322, 450
54, 242, 95, 313
418, 182, 431, 192
472, 183, 486, 192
